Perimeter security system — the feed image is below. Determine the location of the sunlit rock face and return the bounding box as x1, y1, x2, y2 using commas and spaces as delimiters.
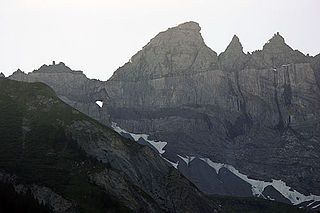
9, 22, 320, 202
109, 21, 218, 82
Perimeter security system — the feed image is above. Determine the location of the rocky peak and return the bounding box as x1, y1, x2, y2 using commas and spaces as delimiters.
16, 68, 24, 73
263, 32, 291, 53
109, 21, 218, 81
227, 35, 243, 53
10, 69, 26, 76
0, 72, 5, 78
249, 32, 308, 68
176, 21, 201, 32
34, 62, 74, 73
218, 35, 247, 71
8, 69, 29, 82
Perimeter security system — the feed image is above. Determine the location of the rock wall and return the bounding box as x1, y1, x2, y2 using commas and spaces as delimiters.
104, 23, 320, 196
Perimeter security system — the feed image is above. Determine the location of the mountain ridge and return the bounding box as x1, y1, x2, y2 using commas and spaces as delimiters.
7, 21, 320, 210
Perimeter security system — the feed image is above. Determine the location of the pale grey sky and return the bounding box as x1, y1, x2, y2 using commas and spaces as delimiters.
1, 0, 319, 80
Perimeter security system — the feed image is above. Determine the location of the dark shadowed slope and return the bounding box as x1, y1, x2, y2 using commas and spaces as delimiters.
0, 78, 220, 213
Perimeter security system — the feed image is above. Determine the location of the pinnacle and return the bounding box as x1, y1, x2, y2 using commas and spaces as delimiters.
224, 34, 244, 53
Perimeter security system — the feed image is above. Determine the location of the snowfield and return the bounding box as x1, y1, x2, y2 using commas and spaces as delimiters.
112, 122, 320, 206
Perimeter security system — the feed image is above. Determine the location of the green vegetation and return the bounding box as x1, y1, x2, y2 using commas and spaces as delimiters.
0, 79, 130, 213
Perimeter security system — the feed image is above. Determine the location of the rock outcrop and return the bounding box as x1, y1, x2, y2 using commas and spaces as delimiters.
0, 72, 5, 78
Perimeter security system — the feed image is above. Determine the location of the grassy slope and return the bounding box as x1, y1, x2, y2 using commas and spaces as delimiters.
0, 78, 130, 213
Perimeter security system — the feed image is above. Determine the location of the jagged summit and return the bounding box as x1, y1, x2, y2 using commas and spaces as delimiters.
34, 61, 76, 73
225, 34, 244, 54
218, 34, 247, 71
15, 68, 24, 73
9, 62, 85, 83
263, 32, 291, 53
0, 72, 5, 78
110, 22, 309, 81
110, 21, 218, 81
9, 68, 28, 81
267, 32, 285, 44
248, 32, 309, 68
176, 21, 201, 32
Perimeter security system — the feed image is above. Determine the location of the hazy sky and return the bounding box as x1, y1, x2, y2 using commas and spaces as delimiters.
1, 0, 319, 80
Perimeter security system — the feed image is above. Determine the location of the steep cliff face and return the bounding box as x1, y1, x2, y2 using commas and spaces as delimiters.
103, 22, 320, 199
7, 22, 320, 206
311, 53, 320, 90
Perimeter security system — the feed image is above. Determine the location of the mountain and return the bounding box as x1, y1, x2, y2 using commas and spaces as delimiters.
105, 22, 320, 203
8, 21, 320, 210
0, 78, 220, 213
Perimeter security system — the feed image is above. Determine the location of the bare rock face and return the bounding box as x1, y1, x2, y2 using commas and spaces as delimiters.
103, 22, 320, 198
311, 53, 320, 89
0, 72, 5, 78
110, 21, 218, 82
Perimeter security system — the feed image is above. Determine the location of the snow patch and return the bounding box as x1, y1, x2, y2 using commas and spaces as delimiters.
200, 158, 224, 174
313, 203, 320, 209
200, 158, 320, 205
163, 158, 179, 169
95, 101, 103, 108
177, 155, 195, 166
111, 122, 167, 154
307, 201, 316, 207
111, 122, 320, 206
